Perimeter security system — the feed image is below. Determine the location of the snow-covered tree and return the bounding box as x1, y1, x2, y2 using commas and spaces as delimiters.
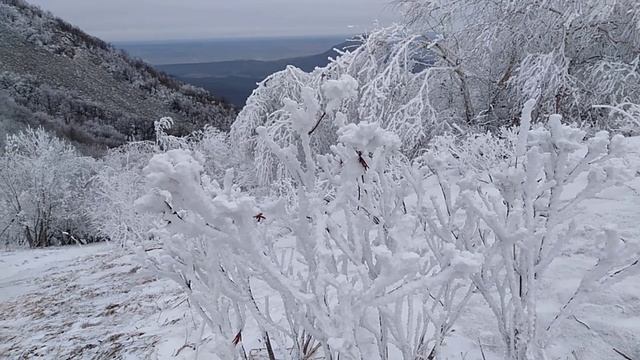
0, 127, 94, 247
230, 27, 448, 187
396, 0, 640, 132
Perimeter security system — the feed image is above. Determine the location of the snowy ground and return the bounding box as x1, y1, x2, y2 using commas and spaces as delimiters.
0, 243, 203, 359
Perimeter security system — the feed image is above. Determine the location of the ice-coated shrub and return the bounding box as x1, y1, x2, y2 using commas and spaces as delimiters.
137, 78, 482, 359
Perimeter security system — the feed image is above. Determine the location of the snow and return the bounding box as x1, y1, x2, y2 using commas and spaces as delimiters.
0, 243, 201, 359
337, 121, 401, 153
321, 74, 358, 114
0, 244, 100, 302
516, 98, 535, 157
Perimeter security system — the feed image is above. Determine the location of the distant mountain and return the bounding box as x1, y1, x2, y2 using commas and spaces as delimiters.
157, 40, 361, 107
115, 36, 354, 65
0, 0, 236, 154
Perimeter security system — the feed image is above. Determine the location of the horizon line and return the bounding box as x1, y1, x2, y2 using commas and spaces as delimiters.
111, 33, 361, 45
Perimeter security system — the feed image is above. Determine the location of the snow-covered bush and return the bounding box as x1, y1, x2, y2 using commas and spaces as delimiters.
0, 127, 95, 247
87, 141, 156, 246
422, 100, 639, 359
189, 124, 236, 182
137, 79, 482, 359
87, 118, 234, 246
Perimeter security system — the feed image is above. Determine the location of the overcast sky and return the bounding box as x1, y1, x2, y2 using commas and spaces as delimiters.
30, 0, 398, 42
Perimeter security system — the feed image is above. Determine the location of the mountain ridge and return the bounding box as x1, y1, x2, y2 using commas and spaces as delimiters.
115, 35, 354, 65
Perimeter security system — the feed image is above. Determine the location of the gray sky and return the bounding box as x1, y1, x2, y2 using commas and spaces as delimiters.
30, 0, 399, 41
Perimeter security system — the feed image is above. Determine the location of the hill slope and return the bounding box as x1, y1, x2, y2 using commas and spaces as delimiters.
0, 0, 236, 154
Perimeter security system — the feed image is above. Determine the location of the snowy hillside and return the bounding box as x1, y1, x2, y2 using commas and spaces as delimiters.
0, 0, 235, 153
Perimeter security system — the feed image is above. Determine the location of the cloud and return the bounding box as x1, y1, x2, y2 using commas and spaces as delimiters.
29, 0, 398, 41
